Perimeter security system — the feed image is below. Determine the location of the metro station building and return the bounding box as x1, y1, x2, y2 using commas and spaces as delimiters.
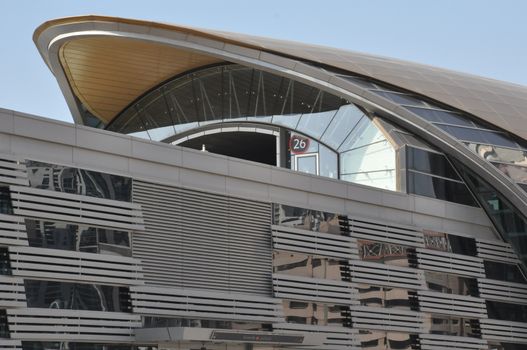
0, 15, 525, 350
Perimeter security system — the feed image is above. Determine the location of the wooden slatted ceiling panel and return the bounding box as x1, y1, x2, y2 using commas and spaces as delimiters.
60, 37, 222, 123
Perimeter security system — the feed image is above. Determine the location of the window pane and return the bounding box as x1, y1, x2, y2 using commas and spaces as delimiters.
296, 155, 317, 175
321, 105, 365, 149
484, 261, 526, 284
24, 280, 130, 312
405, 106, 473, 126
26, 161, 132, 202
273, 251, 346, 280
407, 171, 478, 207
407, 147, 460, 180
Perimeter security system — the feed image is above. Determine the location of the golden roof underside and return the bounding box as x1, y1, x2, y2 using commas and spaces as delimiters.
60, 36, 221, 123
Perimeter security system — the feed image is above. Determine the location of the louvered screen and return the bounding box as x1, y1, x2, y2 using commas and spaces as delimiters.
132, 181, 272, 295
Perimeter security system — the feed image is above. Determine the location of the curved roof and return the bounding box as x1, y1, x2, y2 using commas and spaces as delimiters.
35, 15, 527, 140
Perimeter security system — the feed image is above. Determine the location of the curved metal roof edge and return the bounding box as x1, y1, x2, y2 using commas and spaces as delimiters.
34, 15, 527, 141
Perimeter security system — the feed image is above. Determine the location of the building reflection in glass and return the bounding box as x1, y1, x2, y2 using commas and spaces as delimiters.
273, 204, 344, 234
359, 330, 414, 350
26, 161, 132, 202
357, 284, 413, 310
424, 271, 478, 296
357, 240, 410, 267
422, 315, 479, 337
282, 300, 349, 327
24, 280, 130, 312
273, 251, 346, 281
25, 219, 132, 257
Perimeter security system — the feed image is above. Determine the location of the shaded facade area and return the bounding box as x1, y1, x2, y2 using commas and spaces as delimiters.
0, 14, 520, 350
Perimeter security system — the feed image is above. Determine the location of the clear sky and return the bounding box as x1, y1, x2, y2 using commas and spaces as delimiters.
0, 0, 526, 123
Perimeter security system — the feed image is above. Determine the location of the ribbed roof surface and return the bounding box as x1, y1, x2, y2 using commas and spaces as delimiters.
35, 16, 527, 140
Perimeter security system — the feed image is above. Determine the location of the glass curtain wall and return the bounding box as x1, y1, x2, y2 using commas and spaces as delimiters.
107, 64, 399, 191
339, 74, 527, 193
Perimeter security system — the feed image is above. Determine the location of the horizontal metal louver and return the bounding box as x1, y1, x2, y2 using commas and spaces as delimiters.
0, 155, 28, 187
6, 308, 141, 342
478, 278, 527, 304
272, 274, 358, 305
347, 216, 424, 247
350, 306, 424, 333
273, 323, 360, 350
132, 181, 272, 295
9, 246, 144, 286
272, 225, 358, 260
416, 248, 485, 277
348, 260, 426, 290
476, 238, 520, 264
0, 340, 22, 350
130, 285, 284, 323
0, 276, 26, 308
0, 214, 27, 247
417, 290, 487, 318
9, 185, 144, 231
480, 318, 527, 344
418, 334, 488, 350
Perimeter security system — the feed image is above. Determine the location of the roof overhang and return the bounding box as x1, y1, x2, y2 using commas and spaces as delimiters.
35, 15, 527, 141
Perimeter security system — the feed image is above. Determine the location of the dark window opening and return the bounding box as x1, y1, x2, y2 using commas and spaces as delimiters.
180, 131, 277, 166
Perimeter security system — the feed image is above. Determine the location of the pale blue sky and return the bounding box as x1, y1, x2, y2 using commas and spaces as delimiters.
0, 0, 526, 123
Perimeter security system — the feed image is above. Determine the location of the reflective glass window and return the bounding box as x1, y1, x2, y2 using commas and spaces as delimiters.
357, 284, 416, 310
296, 154, 317, 175
375, 91, 428, 107
424, 316, 480, 337
492, 162, 527, 185
273, 251, 346, 281
0, 310, 8, 338
26, 161, 132, 202
296, 110, 337, 140
489, 343, 527, 350
0, 186, 12, 215
109, 64, 348, 135
484, 261, 526, 284
407, 171, 478, 207
425, 271, 479, 296
357, 240, 410, 267
455, 160, 527, 270
24, 280, 131, 312
358, 330, 415, 350
405, 106, 474, 127
407, 147, 460, 180
26, 219, 131, 257
282, 300, 350, 327
486, 300, 527, 322
423, 230, 477, 256
320, 105, 365, 149
273, 204, 344, 235
143, 317, 265, 331
319, 144, 338, 179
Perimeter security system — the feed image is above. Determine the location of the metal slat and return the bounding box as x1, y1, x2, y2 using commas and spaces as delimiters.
133, 180, 272, 295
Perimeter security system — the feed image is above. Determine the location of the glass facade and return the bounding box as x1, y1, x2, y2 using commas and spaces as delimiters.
107, 64, 400, 190
339, 74, 527, 194
25, 219, 132, 257
406, 147, 478, 206
454, 159, 527, 271
273, 251, 346, 281
26, 161, 132, 202
24, 280, 131, 312
273, 204, 345, 235
359, 330, 415, 350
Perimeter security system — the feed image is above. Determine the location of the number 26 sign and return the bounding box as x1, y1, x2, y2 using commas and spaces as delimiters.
289, 134, 310, 154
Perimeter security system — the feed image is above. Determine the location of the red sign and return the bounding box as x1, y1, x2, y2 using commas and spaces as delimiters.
289, 134, 310, 154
